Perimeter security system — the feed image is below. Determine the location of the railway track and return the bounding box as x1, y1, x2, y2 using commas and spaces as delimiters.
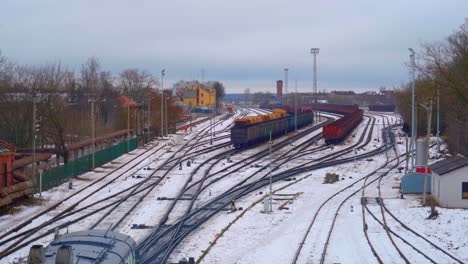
360, 117, 464, 264
136, 111, 389, 263
291, 115, 396, 263
136, 116, 334, 263
0, 110, 244, 260
291, 114, 464, 264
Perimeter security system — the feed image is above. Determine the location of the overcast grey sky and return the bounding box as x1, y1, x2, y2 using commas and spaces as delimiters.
1, 0, 467, 93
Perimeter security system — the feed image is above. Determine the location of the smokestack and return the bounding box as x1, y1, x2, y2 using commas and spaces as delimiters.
276, 80, 283, 99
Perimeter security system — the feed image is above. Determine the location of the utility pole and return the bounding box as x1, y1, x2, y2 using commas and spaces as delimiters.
189, 102, 193, 132
311, 48, 319, 122
269, 130, 273, 213
436, 85, 440, 153
91, 97, 95, 170
213, 104, 216, 136
294, 80, 298, 132
165, 96, 168, 137
202, 68, 205, 83
32, 92, 37, 193
421, 99, 433, 210
409, 48, 416, 173
127, 102, 130, 152
210, 104, 213, 145
284, 68, 288, 106
148, 94, 151, 141
161, 69, 165, 138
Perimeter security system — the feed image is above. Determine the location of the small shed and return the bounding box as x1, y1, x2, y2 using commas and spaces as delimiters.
430, 156, 468, 209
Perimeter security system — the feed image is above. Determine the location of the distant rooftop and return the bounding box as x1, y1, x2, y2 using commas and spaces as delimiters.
430, 156, 468, 175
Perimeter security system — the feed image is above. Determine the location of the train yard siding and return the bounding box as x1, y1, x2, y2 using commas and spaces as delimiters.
170, 113, 467, 264
1, 110, 467, 264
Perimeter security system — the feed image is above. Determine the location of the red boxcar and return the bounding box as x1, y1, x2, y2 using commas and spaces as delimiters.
316, 104, 363, 144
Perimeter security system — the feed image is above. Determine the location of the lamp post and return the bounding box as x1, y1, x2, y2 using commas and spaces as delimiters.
210, 104, 213, 145
165, 96, 168, 137
294, 80, 298, 132
409, 48, 416, 173
161, 69, 165, 138
127, 101, 130, 152
311, 48, 319, 122
269, 130, 273, 212
32, 92, 37, 193
148, 94, 151, 141
436, 84, 440, 153
91, 97, 95, 169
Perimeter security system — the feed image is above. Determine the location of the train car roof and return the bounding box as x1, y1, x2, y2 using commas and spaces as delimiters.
43, 230, 136, 264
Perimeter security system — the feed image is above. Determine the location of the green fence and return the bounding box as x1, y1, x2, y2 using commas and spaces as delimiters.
34, 138, 138, 193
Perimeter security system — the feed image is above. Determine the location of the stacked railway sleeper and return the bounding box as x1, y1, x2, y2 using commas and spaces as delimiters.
136, 112, 395, 263
0, 110, 246, 262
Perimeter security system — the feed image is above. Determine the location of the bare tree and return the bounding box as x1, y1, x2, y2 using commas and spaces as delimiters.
118, 68, 157, 101
416, 19, 468, 104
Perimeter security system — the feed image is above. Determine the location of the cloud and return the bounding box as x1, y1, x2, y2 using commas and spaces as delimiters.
0, 0, 466, 92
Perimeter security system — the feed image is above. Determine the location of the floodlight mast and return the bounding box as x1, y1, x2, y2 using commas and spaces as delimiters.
161, 69, 165, 138
409, 48, 416, 172
310, 48, 319, 122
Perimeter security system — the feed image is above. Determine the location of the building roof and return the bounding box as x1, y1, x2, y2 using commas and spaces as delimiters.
430, 156, 468, 175
44, 230, 136, 264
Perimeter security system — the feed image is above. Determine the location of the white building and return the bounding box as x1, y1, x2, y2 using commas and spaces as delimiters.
430, 156, 468, 209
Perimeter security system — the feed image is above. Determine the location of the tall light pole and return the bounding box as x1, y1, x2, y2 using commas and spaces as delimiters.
127, 102, 130, 152
147, 94, 151, 141
91, 97, 95, 169
269, 130, 273, 213
284, 68, 288, 106
210, 104, 213, 145
32, 92, 37, 193
409, 48, 416, 172
165, 96, 168, 137
161, 69, 165, 138
436, 84, 440, 153
294, 80, 298, 132
311, 48, 319, 122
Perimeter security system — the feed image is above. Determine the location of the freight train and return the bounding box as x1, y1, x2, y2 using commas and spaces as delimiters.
316, 104, 363, 144
28, 230, 136, 264
368, 104, 395, 112
231, 108, 313, 148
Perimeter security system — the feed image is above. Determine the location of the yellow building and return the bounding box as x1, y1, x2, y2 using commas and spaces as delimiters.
182, 84, 216, 108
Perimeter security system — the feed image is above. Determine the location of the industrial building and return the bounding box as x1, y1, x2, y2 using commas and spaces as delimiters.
430, 156, 468, 209
181, 84, 216, 108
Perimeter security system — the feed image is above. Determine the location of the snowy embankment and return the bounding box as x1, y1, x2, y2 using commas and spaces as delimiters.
171, 112, 468, 264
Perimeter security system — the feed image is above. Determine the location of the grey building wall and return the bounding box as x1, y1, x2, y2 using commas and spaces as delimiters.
432, 167, 468, 209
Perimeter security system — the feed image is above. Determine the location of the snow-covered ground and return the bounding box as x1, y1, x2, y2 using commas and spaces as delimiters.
1, 110, 466, 264
170, 111, 468, 264
0, 110, 242, 263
